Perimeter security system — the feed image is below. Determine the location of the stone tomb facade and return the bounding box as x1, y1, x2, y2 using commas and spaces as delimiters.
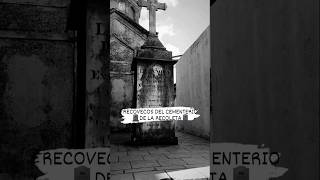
132, 35, 178, 144
110, 0, 149, 131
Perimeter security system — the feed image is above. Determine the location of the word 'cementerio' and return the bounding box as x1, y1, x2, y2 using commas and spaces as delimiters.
122, 108, 197, 115
212, 151, 280, 165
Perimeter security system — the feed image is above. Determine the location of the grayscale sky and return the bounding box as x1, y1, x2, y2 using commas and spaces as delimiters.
139, 0, 210, 56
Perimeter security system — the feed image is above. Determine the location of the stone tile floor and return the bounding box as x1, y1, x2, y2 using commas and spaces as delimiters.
110, 131, 210, 180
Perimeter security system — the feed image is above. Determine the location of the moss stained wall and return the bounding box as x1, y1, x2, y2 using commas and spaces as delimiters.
211, 0, 319, 179
0, 1, 74, 178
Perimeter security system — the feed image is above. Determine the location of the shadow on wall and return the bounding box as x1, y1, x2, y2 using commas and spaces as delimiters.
175, 27, 210, 140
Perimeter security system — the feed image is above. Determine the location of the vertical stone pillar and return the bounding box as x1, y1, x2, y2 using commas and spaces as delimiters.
85, 0, 109, 148
132, 35, 178, 145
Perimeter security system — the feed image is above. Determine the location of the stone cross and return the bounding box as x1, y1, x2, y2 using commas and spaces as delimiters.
138, 0, 167, 35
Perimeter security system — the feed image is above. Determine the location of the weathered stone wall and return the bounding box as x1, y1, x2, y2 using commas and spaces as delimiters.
85, 0, 109, 148
211, 0, 319, 179
110, 0, 142, 23
0, 0, 74, 178
110, 11, 147, 131
175, 27, 210, 139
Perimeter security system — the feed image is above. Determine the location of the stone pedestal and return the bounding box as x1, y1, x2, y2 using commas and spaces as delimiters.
131, 35, 178, 145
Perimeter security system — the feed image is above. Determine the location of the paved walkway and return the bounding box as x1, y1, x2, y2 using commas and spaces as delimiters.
110, 131, 210, 180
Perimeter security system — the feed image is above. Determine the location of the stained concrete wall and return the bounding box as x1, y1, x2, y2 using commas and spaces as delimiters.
211, 0, 319, 179
0, 0, 74, 178
176, 27, 210, 139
